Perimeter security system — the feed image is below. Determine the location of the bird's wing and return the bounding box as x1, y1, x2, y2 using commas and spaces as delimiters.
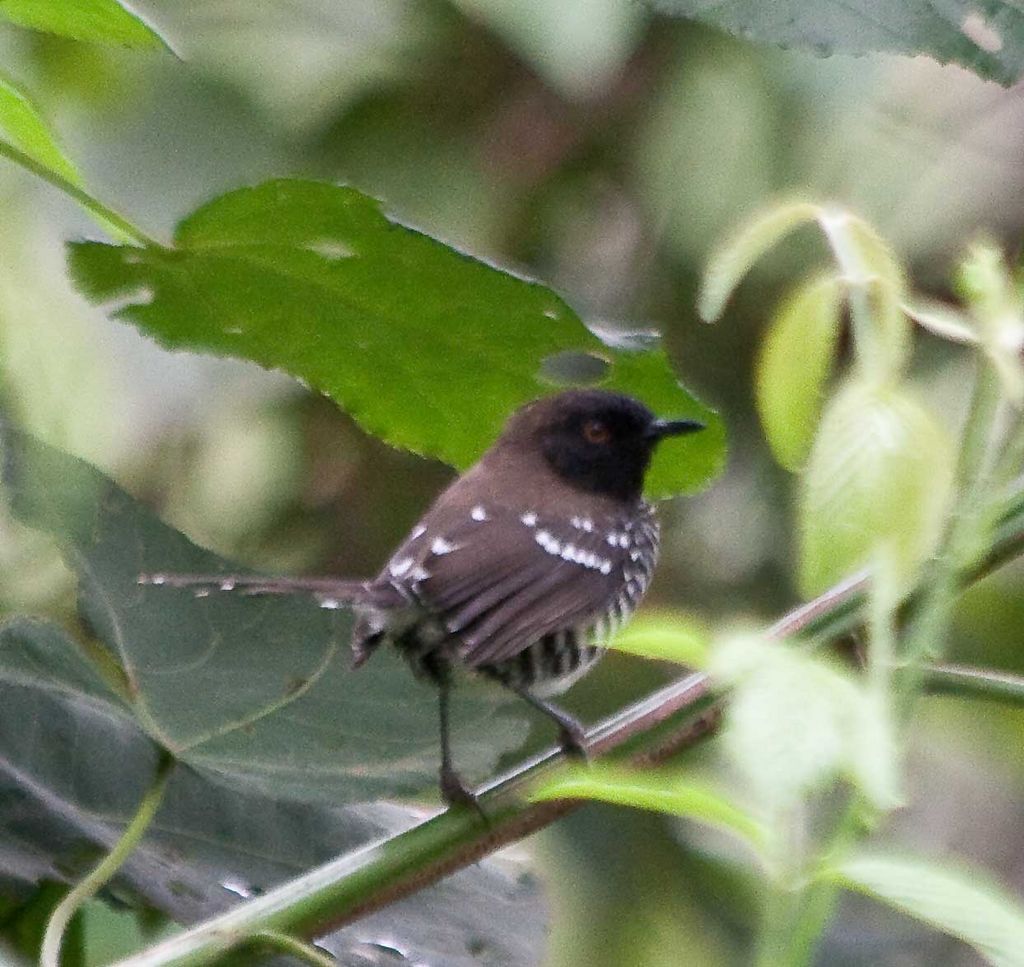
381, 504, 656, 668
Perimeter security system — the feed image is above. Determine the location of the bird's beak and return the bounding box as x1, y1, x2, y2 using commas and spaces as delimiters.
645, 418, 706, 441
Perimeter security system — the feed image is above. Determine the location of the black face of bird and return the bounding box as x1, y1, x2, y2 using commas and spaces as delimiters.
506, 390, 704, 501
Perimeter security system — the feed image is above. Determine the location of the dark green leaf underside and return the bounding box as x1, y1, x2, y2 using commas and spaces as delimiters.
0, 617, 547, 966
652, 0, 1024, 86
67, 179, 724, 499
0, 424, 531, 803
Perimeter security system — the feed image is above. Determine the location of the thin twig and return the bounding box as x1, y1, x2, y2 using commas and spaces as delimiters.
0, 139, 160, 247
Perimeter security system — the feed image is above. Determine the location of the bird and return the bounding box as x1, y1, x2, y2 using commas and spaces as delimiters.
141, 389, 704, 807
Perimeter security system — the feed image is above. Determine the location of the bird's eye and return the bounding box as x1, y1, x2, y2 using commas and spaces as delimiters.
582, 419, 611, 445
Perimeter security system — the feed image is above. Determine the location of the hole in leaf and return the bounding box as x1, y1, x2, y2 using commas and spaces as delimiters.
538, 350, 610, 387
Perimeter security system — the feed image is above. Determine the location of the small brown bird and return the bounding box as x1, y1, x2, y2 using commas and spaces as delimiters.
144, 390, 703, 806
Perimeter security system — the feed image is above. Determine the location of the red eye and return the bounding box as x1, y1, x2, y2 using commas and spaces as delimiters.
582, 420, 611, 445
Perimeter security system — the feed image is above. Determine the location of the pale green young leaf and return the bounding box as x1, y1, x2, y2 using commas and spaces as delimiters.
0, 0, 168, 50
0, 73, 80, 186
799, 379, 955, 597
709, 634, 901, 812
531, 764, 766, 852
832, 853, 1024, 967
609, 612, 710, 667
756, 273, 843, 471
817, 209, 909, 383
698, 200, 821, 322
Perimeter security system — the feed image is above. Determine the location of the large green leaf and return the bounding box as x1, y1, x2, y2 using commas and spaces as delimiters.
0, 424, 531, 803
652, 1, 1024, 87
0, 0, 168, 50
0, 617, 548, 966
66, 179, 725, 499
832, 853, 1024, 967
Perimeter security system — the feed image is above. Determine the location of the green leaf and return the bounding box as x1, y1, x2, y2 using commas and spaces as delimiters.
831, 853, 1024, 967
609, 612, 710, 667
0, 617, 548, 967
0, 0, 168, 50
709, 634, 901, 812
799, 379, 955, 596
698, 199, 821, 322
651, 1, 1024, 87
0, 73, 80, 186
756, 273, 843, 471
0, 424, 532, 802
531, 763, 765, 851
817, 209, 909, 383
66, 179, 724, 499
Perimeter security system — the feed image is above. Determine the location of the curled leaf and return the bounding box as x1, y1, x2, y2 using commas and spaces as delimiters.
699, 200, 821, 323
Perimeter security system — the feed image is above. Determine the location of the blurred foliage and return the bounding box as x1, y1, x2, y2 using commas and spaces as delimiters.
1, 1, 1024, 965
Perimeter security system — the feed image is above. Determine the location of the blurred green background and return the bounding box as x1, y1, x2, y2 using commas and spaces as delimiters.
1, 2, 1022, 964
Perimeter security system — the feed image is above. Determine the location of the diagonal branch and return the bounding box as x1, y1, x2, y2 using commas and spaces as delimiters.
112, 488, 1024, 967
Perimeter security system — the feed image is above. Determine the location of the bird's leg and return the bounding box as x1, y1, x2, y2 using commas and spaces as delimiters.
506, 683, 589, 759
437, 680, 486, 819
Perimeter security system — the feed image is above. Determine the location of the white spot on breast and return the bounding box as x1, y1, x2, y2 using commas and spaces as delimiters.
520, 511, 538, 527
629, 549, 643, 561
411, 565, 430, 582
147, 573, 166, 586
431, 536, 456, 555
389, 557, 414, 578
570, 516, 595, 532
599, 560, 612, 575
319, 597, 340, 610
470, 505, 488, 521
220, 579, 236, 591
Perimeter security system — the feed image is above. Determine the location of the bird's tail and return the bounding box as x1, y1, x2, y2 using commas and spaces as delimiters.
137, 572, 371, 605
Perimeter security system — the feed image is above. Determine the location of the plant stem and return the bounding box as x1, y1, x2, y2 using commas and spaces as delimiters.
41, 751, 175, 967
0, 139, 161, 248
923, 663, 1024, 705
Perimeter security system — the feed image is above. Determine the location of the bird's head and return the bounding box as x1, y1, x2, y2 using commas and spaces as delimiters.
497, 389, 704, 501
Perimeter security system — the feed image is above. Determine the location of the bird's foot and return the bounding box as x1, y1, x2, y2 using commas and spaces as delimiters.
440, 766, 488, 822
